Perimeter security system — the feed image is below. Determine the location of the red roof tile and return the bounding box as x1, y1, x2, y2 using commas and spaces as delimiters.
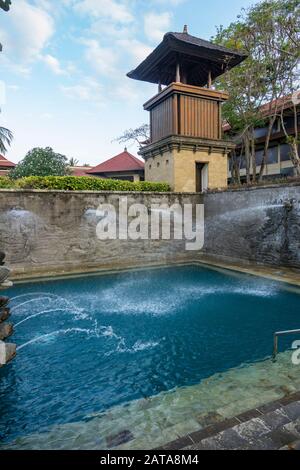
70, 166, 93, 176
88, 150, 144, 174
0, 155, 15, 168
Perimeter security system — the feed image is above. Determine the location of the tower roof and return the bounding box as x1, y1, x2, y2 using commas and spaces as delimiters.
127, 30, 247, 87
87, 150, 144, 174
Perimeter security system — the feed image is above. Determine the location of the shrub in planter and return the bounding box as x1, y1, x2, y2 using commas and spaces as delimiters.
14, 176, 171, 192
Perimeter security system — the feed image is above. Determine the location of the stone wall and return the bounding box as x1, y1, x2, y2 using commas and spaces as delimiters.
0, 190, 201, 276
0, 184, 299, 277
203, 183, 300, 268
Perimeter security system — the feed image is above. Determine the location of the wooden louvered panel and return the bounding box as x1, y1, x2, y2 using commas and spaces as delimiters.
150, 96, 174, 142
180, 95, 219, 139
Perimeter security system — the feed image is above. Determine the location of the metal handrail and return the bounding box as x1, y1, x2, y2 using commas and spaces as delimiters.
273, 329, 300, 361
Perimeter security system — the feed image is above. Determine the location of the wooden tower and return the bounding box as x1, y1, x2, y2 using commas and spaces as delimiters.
127, 27, 247, 192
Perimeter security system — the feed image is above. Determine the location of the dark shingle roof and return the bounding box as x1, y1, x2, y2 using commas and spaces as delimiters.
127, 31, 247, 87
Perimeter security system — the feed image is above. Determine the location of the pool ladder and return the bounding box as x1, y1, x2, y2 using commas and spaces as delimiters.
272, 329, 300, 362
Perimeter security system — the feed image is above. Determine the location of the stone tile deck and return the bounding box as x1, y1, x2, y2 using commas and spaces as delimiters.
159, 393, 300, 450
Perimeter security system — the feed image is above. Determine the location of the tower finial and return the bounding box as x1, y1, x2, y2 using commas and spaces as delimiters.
183, 25, 188, 34
124, 146, 127, 152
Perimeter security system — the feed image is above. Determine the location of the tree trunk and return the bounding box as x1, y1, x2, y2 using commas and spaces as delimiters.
250, 127, 256, 183
244, 133, 251, 184
258, 115, 277, 181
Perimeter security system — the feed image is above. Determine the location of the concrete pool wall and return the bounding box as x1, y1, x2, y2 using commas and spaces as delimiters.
0, 183, 299, 277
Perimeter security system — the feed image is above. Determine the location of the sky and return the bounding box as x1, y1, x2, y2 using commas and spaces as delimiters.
0, 0, 259, 166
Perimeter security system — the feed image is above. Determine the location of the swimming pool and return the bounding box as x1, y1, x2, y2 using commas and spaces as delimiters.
1, 264, 300, 449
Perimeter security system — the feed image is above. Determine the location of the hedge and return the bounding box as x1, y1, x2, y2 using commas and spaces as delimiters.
0, 176, 15, 189
0, 176, 171, 192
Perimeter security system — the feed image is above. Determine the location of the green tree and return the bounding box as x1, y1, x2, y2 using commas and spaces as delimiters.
10, 147, 69, 179
0, 125, 13, 154
214, 0, 300, 182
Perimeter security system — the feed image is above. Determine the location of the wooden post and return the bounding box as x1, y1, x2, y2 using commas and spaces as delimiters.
176, 59, 181, 83
208, 71, 212, 89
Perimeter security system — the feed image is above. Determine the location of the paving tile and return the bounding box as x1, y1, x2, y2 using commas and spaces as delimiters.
158, 435, 193, 450
191, 436, 223, 450
188, 418, 239, 444
268, 428, 300, 448
184, 442, 211, 451
258, 401, 282, 414
202, 428, 249, 450
239, 436, 277, 451
282, 401, 300, 421
234, 417, 272, 440
283, 420, 300, 438
261, 409, 291, 430
235, 409, 263, 423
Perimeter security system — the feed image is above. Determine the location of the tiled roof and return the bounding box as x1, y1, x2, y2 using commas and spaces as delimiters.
0, 155, 15, 168
70, 166, 92, 176
88, 150, 144, 174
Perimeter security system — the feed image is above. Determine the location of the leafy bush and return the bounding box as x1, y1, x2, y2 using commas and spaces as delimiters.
10, 147, 69, 179
14, 176, 171, 192
0, 176, 14, 188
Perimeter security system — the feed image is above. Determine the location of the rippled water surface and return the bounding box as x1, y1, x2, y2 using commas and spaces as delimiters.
1, 265, 300, 445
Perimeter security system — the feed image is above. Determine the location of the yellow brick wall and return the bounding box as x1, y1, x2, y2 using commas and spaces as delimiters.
174, 149, 228, 192
145, 148, 228, 192
145, 151, 175, 187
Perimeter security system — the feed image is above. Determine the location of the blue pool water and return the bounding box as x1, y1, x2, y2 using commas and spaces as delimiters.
0, 265, 300, 444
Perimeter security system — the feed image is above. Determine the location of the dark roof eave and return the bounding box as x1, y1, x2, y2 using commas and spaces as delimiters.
127, 31, 247, 85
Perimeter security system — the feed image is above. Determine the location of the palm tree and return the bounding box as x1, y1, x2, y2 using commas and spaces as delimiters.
69, 157, 79, 167
0, 1, 12, 12
0, 126, 13, 154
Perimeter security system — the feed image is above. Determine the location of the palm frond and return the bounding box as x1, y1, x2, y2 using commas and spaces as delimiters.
0, 126, 13, 154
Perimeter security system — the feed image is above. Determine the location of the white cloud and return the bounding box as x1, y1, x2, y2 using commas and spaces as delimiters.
144, 12, 172, 43
61, 77, 104, 105
117, 39, 152, 63
74, 0, 133, 23
0, 0, 54, 63
81, 39, 118, 76
42, 54, 65, 75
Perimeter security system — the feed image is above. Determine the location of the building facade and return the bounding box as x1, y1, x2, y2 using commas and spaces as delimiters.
227, 97, 300, 181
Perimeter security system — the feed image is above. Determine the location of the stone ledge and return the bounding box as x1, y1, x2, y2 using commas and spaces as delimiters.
0, 341, 16, 366
157, 391, 300, 450
0, 323, 13, 341
0, 308, 10, 323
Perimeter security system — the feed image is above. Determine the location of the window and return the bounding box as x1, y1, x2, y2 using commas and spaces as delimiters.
255, 146, 278, 165
280, 144, 291, 162
157, 162, 160, 168
254, 127, 268, 138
